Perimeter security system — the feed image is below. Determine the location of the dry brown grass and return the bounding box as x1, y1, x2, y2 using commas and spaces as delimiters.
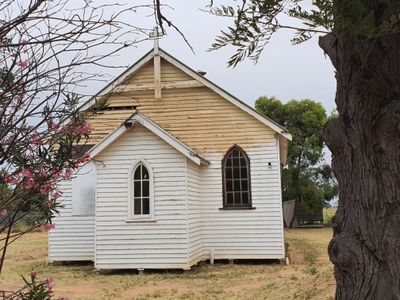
0, 228, 335, 299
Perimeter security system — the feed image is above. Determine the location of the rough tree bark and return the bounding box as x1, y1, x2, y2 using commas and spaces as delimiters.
320, 32, 400, 299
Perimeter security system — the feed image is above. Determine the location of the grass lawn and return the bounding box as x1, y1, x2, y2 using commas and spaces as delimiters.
0, 228, 335, 299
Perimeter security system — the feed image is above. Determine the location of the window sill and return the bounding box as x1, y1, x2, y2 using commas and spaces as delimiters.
125, 219, 157, 223
219, 207, 256, 210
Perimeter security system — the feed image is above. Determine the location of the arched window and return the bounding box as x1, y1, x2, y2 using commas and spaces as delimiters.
222, 145, 252, 208
133, 164, 150, 215
129, 161, 154, 219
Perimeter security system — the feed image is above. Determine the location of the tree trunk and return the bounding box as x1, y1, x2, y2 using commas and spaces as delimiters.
319, 33, 400, 299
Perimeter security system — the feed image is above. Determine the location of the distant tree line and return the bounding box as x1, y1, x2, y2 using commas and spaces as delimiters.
255, 97, 338, 221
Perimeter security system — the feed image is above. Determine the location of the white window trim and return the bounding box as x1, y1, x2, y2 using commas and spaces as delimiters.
126, 160, 155, 221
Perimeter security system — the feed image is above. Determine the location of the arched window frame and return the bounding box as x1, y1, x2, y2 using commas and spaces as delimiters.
128, 160, 154, 220
221, 145, 253, 209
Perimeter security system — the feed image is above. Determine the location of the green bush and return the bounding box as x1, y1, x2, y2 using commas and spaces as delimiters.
323, 208, 336, 226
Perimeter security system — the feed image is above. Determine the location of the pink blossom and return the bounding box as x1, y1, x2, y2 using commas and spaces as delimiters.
39, 182, 53, 195
78, 153, 90, 164
44, 223, 56, 231
4, 175, 19, 185
73, 122, 92, 135
39, 186, 48, 195
45, 277, 54, 290
18, 60, 28, 68
51, 169, 62, 180
39, 168, 47, 177
52, 173, 61, 180
31, 270, 38, 278
31, 134, 42, 144
63, 168, 73, 180
46, 200, 53, 207
25, 179, 36, 189
47, 120, 60, 131
21, 168, 33, 179
0, 209, 8, 217
52, 192, 62, 200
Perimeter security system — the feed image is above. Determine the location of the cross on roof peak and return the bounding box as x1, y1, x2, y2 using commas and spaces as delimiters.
150, 27, 163, 54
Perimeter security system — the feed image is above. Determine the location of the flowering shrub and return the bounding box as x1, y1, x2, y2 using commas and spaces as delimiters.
19, 271, 54, 300
3, 271, 68, 300
0, 2, 156, 298
0, 34, 103, 273
0, 3, 154, 274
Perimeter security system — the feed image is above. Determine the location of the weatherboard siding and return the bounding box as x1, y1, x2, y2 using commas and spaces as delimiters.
135, 87, 277, 154
186, 141, 285, 263
87, 58, 278, 157
186, 159, 205, 266
48, 180, 95, 262
200, 142, 285, 260
94, 125, 189, 269
86, 109, 136, 144
51, 51, 286, 267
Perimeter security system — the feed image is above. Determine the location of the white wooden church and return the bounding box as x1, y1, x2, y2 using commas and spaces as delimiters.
48, 42, 292, 270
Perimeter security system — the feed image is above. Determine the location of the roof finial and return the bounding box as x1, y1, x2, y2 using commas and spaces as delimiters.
151, 27, 161, 54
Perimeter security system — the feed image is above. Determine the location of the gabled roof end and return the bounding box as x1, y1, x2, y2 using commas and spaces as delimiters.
89, 112, 208, 166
